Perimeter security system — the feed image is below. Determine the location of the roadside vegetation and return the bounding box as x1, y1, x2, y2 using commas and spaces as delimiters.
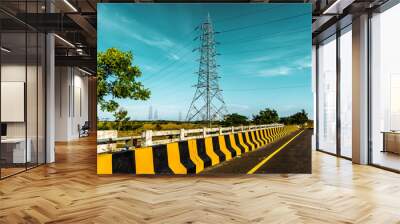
98, 108, 312, 137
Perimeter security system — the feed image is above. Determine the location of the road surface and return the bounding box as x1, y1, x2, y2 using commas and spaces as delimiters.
201, 128, 312, 174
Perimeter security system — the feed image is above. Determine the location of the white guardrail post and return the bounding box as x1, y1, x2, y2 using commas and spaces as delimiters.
142, 130, 153, 147
203, 127, 207, 138
180, 129, 185, 141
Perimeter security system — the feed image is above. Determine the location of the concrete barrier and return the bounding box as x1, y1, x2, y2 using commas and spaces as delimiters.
97, 125, 299, 174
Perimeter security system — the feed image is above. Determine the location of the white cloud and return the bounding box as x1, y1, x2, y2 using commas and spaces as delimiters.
294, 56, 312, 70
101, 13, 175, 51
246, 55, 275, 63
255, 56, 311, 78
142, 65, 156, 72
168, 53, 180, 61
129, 32, 174, 50
257, 67, 292, 77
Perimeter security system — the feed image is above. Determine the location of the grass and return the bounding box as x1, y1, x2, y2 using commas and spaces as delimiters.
98, 121, 219, 137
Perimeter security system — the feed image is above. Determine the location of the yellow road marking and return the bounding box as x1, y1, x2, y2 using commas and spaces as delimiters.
247, 130, 305, 174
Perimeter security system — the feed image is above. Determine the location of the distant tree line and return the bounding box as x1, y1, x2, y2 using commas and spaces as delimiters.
221, 108, 310, 127
98, 108, 311, 131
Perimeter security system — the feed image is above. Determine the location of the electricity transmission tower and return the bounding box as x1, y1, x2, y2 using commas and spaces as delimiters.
186, 14, 227, 126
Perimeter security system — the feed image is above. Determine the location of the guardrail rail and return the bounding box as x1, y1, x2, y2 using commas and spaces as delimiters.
97, 124, 284, 153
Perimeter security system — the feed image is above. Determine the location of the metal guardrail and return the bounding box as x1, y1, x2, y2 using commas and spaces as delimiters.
97, 123, 284, 147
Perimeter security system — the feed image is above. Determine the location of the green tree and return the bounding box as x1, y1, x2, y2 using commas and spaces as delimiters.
97, 48, 150, 113
222, 113, 249, 126
279, 109, 309, 125
289, 109, 308, 125
253, 108, 279, 124
113, 108, 130, 131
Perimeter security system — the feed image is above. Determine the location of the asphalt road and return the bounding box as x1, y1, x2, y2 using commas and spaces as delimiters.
201, 128, 312, 174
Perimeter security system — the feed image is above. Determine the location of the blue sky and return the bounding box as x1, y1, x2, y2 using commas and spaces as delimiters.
98, 3, 312, 121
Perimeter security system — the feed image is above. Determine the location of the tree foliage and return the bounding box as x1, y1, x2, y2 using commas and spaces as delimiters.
113, 108, 130, 131
252, 108, 279, 124
222, 113, 249, 126
97, 48, 150, 112
280, 109, 309, 125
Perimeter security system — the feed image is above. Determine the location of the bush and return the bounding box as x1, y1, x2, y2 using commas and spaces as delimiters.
253, 108, 279, 124
222, 113, 249, 126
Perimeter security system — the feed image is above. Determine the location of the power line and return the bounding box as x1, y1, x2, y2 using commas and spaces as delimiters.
147, 38, 308, 85
142, 37, 306, 91
140, 48, 195, 84
146, 50, 310, 93
142, 37, 309, 87
145, 65, 195, 89
138, 13, 310, 88
221, 27, 309, 46
138, 25, 202, 83
212, 5, 285, 24
220, 52, 310, 66
148, 55, 311, 97
141, 68, 200, 103
133, 6, 302, 81
150, 84, 311, 112
141, 36, 299, 86
218, 12, 309, 34
224, 84, 311, 92
222, 38, 309, 55
142, 38, 305, 86
140, 13, 310, 82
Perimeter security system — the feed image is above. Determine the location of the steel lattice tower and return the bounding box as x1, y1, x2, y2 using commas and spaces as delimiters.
186, 14, 227, 125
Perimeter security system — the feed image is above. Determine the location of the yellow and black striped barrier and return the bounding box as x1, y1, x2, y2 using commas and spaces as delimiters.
97, 125, 298, 174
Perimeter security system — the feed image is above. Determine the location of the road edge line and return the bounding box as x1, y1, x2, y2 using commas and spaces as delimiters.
247, 129, 305, 174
